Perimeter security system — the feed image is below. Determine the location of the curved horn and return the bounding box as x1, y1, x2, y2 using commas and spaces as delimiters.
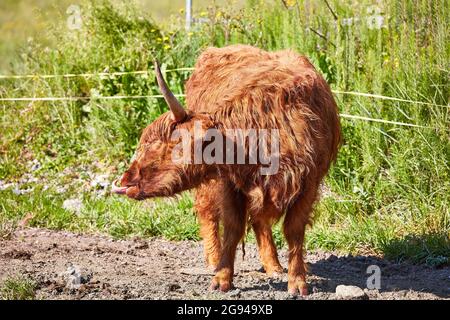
154, 60, 186, 122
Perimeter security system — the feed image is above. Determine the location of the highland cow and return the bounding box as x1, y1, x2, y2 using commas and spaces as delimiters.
112, 45, 341, 295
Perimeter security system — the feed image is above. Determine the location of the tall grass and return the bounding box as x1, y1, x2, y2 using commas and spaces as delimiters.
0, 0, 448, 264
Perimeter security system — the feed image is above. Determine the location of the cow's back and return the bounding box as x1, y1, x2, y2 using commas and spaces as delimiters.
185, 45, 268, 113
184, 45, 339, 161
185, 45, 322, 115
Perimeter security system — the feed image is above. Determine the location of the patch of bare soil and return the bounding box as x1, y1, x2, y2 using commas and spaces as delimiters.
0, 228, 448, 300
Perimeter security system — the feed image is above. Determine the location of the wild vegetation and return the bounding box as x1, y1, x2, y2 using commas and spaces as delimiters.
0, 0, 448, 266
0, 275, 37, 300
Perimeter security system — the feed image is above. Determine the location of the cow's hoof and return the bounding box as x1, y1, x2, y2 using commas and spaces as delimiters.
265, 265, 284, 277
288, 277, 308, 296
210, 276, 232, 292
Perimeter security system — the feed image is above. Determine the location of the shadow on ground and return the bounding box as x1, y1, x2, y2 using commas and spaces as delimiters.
241, 251, 449, 298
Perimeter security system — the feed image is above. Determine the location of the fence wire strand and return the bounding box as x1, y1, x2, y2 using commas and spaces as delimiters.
0, 69, 448, 130
0, 68, 194, 80
333, 90, 448, 108
338, 113, 439, 129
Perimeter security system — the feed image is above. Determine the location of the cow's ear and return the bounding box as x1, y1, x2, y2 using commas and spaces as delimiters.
169, 112, 187, 123
168, 111, 189, 130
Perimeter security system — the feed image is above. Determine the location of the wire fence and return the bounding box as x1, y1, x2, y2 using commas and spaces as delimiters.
0, 69, 448, 130
0, 67, 194, 79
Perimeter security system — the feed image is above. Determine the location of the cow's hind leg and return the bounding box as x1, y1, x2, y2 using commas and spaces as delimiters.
210, 184, 246, 292
283, 185, 318, 296
195, 181, 222, 269
251, 205, 283, 276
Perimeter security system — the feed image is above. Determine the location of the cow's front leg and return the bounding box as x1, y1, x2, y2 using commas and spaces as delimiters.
210, 189, 246, 292
195, 183, 222, 269
198, 213, 221, 269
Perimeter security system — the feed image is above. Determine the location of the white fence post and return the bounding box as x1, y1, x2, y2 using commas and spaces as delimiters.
186, 0, 192, 30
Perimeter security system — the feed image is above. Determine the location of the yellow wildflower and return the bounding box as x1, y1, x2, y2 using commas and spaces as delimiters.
284, 0, 297, 7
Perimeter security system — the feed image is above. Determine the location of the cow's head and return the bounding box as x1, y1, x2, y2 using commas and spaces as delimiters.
112, 61, 216, 200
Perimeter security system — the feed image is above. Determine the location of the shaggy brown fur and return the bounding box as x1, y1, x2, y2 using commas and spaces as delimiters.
117, 45, 341, 295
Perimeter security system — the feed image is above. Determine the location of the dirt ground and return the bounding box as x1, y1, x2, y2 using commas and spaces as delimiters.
0, 228, 448, 300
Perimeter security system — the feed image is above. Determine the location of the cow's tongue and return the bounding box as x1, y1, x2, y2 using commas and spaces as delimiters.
111, 179, 127, 194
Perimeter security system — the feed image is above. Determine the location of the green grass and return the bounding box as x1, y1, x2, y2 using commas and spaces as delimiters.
0, 0, 449, 266
0, 188, 199, 241
0, 0, 240, 73
0, 276, 37, 300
